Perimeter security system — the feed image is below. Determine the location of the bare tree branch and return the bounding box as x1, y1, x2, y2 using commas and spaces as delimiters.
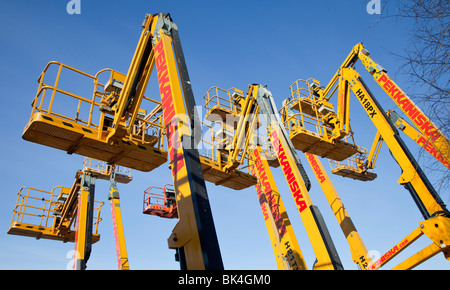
366, 0, 450, 201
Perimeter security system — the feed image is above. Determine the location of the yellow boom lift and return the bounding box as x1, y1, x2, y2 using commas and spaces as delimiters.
8, 166, 103, 269
87, 159, 131, 270
280, 95, 372, 269
203, 86, 306, 269
285, 43, 450, 269
281, 79, 376, 182
386, 110, 450, 170
20, 13, 234, 269
314, 42, 449, 171
250, 144, 308, 270
8, 158, 131, 269
204, 84, 344, 269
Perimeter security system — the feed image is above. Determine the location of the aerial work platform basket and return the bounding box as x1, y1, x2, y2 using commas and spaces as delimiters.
198, 154, 257, 190
280, 79, 359, 161
22, 62, 167, 172
198, 123, 258, 190
329, 147, 377, 181
82, 157, 132, 184
197, 86, 262, 190
23, 62, 256, 190
143, 185, 178, 219
8, 186, 103, 243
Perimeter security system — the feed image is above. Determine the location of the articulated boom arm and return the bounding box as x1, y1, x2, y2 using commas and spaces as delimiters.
304, 152, 372, 269
387, 110, 450, 170
359, 47, 450, 168
300, 45, 450, 268
105, 13, 201, 147
321, 43, 450, 169
311, 42, 449, 220
321, 43, 365, 99
339, 68, 450, 268
281, 96, 372, 269
228, 84, 312, 189
113, 13, 223, 269
338, 67, 449, 219
230, 84, 343, 269
250, 145, 308, 270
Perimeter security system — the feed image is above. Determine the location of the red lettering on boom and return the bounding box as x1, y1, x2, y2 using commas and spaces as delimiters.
417, 136, 450, 169
251, 165, 270, 221
270, 130, 308, 213
368, 238, 409, 270
252, 149, 287, 238
377, 72, 442, 142
154, 40, 185, 176
305, 153, 326, 183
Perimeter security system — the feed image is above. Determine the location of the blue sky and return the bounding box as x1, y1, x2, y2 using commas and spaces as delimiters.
0, 0, 448, 270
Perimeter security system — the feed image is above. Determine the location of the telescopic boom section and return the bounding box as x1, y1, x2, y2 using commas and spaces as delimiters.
123, 13, 223, 270
233, 84, 343, 269
107, 167, 129, 270
250, 145, 308, 270
357, 45, 450, 168
304, 152, 372, 269
386, 110, 450, 170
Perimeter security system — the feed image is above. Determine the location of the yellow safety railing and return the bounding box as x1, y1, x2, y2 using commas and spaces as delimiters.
280, 99, 331, 140
199, 121, 231, 170
82, 157, 132, 179
289, 78, 318, 103
201, 86, 269, 175
203, 86, 244, 117
282, 78, 350, 142
329, 145, 368, 170
10, 186, 104, 237
199, 123, 254, 170
31, 61, 101, 127
11, 187, 59, 230
29, 61, 165, 148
